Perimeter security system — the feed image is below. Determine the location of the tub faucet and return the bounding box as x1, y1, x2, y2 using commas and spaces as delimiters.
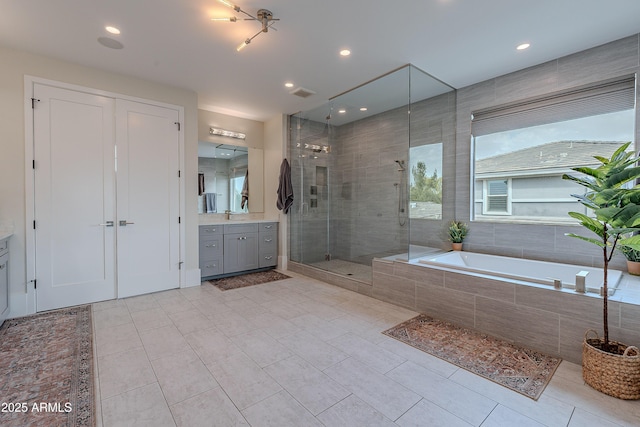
575, 271, 589, 293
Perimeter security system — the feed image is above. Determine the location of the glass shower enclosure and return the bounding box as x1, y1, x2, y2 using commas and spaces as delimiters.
289, 65, 456, 283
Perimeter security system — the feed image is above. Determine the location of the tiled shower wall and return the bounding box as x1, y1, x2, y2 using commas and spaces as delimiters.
454, 34, 640, 270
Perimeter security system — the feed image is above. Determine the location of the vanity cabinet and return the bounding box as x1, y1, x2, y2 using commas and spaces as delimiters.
199, 222, 278, 279
223, 224, 259, 274
0, 237, 10, 324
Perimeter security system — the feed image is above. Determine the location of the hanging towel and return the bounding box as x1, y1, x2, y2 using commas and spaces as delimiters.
277, 158, 294, 214
205, 193, 216, 213
241, 170, 249, 209
198, 173, 205, 196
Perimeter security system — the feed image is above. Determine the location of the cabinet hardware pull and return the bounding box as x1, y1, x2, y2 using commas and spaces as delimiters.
264, 256, 272, 260
238, 236, 247, 240
264, 225, 272, 229
206, 264, 216, 268
99, 221, 114, 227
119, 220, 135, 226
264, 239, 272, 242
205, 228, 216, 232
206, 244, 216, 248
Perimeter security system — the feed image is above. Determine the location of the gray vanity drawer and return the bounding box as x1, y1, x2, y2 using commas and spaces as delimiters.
259, 251, 277, 268
199, 237, 223, 259
259, 231, 276, 252
259, 222, 277, 232
0, 238, 7, 254
201, 258, 223, 277
224, 223, 258, 234
199, 225, 223, 237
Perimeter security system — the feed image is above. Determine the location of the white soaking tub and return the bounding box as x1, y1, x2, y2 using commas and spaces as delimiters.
419, 251, 622, 295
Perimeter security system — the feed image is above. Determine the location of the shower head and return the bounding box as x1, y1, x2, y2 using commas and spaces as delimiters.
395, 160, 406, 171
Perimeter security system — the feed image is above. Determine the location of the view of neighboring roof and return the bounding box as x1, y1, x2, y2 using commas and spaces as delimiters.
475, 140, 628, 175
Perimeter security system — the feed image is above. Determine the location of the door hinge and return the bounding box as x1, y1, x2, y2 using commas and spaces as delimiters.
178, 261, 183, 270
32, 160, 35, 169
33, 220, 36, 230
178, 170, 181, 178
31, 97, 40, 109
32, 279, 37, 289
178, 216, 181, 224
174, 121, 181, 131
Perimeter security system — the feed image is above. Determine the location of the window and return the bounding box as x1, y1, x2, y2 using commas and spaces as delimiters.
472, 76, 636, 223
484, 179, 510, 214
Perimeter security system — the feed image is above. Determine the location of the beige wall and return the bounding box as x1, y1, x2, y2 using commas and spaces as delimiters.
0, 44, 199, 317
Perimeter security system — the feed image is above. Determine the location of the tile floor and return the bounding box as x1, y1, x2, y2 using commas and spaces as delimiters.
92, 271, 640, 426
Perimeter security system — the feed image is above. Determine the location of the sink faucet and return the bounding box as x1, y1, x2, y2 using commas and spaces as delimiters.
575, 271, 589, 293
224, 210, 231, 220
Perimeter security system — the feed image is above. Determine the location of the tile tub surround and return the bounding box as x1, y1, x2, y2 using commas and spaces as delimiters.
371, 258, 640, 364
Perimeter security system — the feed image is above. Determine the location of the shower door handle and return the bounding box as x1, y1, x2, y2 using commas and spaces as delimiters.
119, 220, 135, 226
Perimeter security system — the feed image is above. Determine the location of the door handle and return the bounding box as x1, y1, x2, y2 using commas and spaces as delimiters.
119, 220, 135, 226
99, 221, 114, 227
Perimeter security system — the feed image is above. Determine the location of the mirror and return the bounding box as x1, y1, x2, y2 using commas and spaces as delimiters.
198, 143, 250, 214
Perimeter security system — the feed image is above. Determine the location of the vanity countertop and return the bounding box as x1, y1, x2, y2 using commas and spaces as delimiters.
0, 230, 13, 241
199, 217, 279, 226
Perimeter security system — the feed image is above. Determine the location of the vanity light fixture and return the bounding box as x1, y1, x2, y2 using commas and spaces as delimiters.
210, 127, 246, 140
213, 0, 279, 51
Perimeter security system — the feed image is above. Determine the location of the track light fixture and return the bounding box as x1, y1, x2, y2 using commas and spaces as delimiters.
213, 0, 279, 51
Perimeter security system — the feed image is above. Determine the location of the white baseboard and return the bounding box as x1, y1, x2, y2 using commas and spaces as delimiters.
183, 268, 202, 288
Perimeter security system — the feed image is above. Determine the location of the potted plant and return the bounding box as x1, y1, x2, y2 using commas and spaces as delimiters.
619, 245, 640, 276
448, 221, 468, 251
562, 141, 640, 399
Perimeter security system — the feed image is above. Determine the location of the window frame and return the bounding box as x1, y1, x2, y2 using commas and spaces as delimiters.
482, 178, 512, 216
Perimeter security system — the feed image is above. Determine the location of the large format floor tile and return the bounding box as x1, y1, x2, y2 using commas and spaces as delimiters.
89, 270, 640, 427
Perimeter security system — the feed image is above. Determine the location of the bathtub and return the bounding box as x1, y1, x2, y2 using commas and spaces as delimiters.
419, 251, 622, 295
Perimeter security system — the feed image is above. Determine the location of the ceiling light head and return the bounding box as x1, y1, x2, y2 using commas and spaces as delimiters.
360, 107, 368, 111
284, 82, 294, 88
237, 38, 251, 51
517, 43, 530, 50
340, 49, 351, 57
105, 26, 121, 35
218, 0, 241, 12
338, 109, 346, 114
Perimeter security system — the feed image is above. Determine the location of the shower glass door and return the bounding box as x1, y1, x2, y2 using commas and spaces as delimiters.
289, 105, 333, 268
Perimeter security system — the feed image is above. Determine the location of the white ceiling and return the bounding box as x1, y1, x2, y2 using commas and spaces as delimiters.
2, 0, 640, 122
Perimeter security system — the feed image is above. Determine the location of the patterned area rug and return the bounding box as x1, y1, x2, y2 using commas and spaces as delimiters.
0, 305, 94, 427
209, 270, 291, 291
383, 314, 561, 400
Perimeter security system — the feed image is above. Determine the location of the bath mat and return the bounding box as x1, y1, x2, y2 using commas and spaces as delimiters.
0, 305, 94, 427
209, 270, 291, 291
383, 314, 561, 400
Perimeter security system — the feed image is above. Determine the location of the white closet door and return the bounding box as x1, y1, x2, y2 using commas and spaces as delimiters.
116, 100, 181, 298
34, 84, 116, 311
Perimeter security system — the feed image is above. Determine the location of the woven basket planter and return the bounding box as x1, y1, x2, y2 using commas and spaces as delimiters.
582, 330, 640, 400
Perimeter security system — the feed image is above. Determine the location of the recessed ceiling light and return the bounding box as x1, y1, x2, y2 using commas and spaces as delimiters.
338, 109, 346, 114
360, 107, 367, 111
284, 82, 294, 88
517, 43, 530, 50
105, 26, 121, 35
339, 49, 351, 57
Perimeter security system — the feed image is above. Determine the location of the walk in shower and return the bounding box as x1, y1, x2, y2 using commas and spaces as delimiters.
289, 65, 456, 283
